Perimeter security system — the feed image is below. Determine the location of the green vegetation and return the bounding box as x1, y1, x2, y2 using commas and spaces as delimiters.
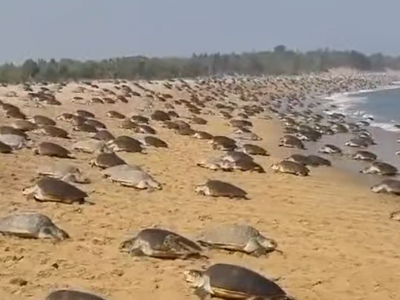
0, 46, 399, 83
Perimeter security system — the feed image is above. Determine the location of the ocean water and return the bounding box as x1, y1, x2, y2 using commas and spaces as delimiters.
325, 86, 400, 132
309, 86, 400, 186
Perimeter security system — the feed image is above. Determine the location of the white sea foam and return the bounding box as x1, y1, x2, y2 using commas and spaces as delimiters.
322, 84, 400, 132
370, 121, 400, 132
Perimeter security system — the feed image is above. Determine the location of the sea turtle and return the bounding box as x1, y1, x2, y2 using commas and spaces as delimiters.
36, 162, 90, 184
306, 155, 332, 167
0, 212, 69, 241
241, 144, 269, 156
33, 142, 75, 159
318, 144, 342, 155
195, 179, 248, 199
197, 157, 234, 171
151, 110, 171, 121
134, 124, 157, 135
0, 126, 28, 139
141, 136, 168, 148
0, 134, 31, 150
284, 154, 310, 166
107, 136, 144, 153
90, 152, 127, 169
106, 110, 126, 119
45, 290, 107, 300
271, 160, 310, 176
22, 177, 89, 204
92, 130, 115, 142
119, 228, 204, 259
193, 131, 213, 140
352, 150, 377, 161
73, 123, 98, 133
196, 224, 280, 257
120, 118, 139, 129
131, 115, 149, 124
371, 179, 400, 195
191, 117, 208, 125
233, 159, 265, 173
345, 137, 370, 148
29, 115, 56, 126
360, 161, 398, 176
11, 120, 38, 132
37, 125, 70, 139
230, 119, 253, 128
232, 132, 261, 141
85, 119, 106, 129
278, 135, 305, 150
72, 139, 112, 154
103, 165, 161, 190
75, 109, 95, 119
210, 136, 237, 151
222, 151, 254, 163
183, 263, 294, 300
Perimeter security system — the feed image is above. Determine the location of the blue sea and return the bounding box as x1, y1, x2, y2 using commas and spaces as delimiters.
326, 86, 400, 132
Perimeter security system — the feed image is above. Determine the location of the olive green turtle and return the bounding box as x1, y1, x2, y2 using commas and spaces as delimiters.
0, 212, 69, 241
102, 165, 161, 190
195, 179, 248, 199
183, 263, 295, 300
196, 224, 280, 257
271, 160, 310, 176
90, 152, 127, 169
36, 162, 90, 184
241, 144, 269, 156
29, 115, 56, 126
72, 139, 112, 154
360, 161, 398, 176
22, 177, 89, 204
107, 136, 145, 153
33, 142, 75, 159
197, 157, 234, 171
45, 290, 107, 300
37, 125, 70, 139
119, 228, 204, 259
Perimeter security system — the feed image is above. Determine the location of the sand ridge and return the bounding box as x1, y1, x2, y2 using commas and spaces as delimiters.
0, 76, 399, 300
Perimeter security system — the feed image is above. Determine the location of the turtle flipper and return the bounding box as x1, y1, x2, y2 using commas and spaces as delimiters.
194, 287, 211, 300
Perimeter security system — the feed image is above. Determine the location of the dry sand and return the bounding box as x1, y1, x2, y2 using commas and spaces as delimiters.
0, 78, 399, 300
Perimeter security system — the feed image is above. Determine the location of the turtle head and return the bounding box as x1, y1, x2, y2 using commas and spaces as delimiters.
183, 269, 207, 287
194, 184, 207, 195
257, 236, 280, 253
270, 163, 279, 171
39, 226, 70, 241
371, 184, 385, 193
119, 237, 138, 253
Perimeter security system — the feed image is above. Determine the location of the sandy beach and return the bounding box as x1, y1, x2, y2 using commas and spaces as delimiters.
0, 74, 400, 300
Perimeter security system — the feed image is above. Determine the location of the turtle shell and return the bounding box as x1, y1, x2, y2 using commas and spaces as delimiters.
37, 142, 72, 158
134, 228, 202, 254
92, 130, 115, 142
36, 177, 88, 201
206, 180, 248, 198
41, 126, 70, 138
94, 153, 126, 168
46, 290, 107, 300
197, 224, 260, 249
30, 115, 56, 126
205, 263, 288, 299
143, 136, 168, 148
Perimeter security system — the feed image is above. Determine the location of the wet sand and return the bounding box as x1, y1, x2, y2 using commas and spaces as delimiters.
0, 77, 400, 300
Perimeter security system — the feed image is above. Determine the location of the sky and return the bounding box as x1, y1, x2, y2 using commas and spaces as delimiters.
0, 0, 398, 64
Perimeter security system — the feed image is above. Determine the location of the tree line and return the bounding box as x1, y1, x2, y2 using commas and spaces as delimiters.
0, 45, 399, 83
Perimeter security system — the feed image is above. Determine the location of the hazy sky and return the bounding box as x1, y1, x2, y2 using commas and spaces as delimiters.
0, 0, 398, 64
